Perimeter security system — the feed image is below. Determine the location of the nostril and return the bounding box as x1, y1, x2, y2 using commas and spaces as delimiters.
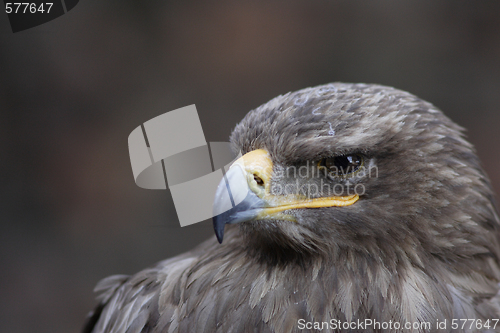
253, 175, 264, 186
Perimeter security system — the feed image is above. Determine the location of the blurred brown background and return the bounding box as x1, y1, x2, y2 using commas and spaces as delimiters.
0, 1, 499, 332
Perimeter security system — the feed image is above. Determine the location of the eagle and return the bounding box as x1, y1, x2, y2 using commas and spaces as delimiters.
83, 83, 500, 333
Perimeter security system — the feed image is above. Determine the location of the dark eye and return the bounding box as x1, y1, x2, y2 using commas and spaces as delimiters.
319, 154, 363, 176
253, 174, 264, 186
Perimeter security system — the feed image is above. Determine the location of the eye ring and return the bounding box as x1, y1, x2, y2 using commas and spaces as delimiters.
318, 154, 364, 177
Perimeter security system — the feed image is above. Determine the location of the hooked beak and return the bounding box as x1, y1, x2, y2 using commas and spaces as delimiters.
212, 149, 359, 243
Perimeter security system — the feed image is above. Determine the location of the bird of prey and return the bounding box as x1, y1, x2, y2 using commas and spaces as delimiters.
83, 83, 500, 333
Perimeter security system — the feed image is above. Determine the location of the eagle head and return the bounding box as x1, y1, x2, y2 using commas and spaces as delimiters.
213, 83, 500, 274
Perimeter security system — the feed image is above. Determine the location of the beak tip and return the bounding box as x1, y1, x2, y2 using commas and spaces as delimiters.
213, 215, 225, 244
216, 234, 224, 244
